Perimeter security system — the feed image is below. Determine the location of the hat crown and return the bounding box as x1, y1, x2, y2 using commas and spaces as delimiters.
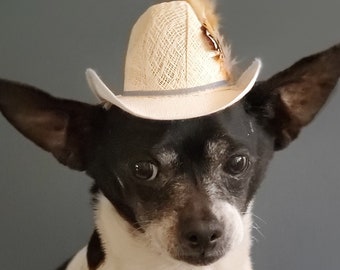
124, 1, 228, 91
86, 0, 262, 121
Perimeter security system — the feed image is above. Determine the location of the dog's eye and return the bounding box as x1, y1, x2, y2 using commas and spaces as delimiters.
133, 162, 158, 181
224, 155, 250, 175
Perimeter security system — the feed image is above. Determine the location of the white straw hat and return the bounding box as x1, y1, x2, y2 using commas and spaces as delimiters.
86, 0, 262, 120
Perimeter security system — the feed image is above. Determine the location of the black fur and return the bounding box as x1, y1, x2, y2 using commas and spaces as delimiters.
87, 230, 105, 270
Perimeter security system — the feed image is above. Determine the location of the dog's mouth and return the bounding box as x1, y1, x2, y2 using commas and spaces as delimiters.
176, 248, 226, 266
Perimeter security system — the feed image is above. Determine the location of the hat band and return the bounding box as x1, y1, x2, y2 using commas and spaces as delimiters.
122, 80, 229, 97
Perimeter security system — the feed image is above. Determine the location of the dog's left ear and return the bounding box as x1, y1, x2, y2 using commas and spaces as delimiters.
0, 80, 104, 170
245, 44, 340, 150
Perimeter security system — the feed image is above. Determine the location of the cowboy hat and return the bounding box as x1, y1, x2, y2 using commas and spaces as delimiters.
86, 0, 262, 120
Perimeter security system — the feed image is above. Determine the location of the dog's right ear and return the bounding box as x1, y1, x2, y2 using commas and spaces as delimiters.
0, 79, 104, 170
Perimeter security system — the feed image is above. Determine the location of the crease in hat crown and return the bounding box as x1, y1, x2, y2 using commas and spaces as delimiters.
86, 0, 262, 120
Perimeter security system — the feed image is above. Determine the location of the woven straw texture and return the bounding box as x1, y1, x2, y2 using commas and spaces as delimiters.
124, 1, 227, 91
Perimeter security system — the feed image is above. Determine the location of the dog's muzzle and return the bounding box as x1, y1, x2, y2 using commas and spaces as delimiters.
173, 200, 228, 266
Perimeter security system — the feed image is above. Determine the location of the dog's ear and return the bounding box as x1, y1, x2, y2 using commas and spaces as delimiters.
0, 79, 103, 170
245, 44, 340, 150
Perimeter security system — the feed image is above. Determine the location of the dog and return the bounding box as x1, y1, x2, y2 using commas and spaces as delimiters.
0, 0, 339, 269
0, 43, 339, 270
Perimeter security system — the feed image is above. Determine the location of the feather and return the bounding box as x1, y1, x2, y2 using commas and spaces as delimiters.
185, 0, 234, 80
186, 0, 219, 30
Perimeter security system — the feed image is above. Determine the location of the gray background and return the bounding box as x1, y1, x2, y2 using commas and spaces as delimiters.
0, 0, 339, 269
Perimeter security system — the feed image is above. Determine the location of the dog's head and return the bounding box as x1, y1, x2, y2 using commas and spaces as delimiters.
88, 104, 272, 265
0, 44, 339, 266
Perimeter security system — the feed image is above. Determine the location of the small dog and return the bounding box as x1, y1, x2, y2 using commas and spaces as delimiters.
1, 44, 339, 270
0, 0, 339, 269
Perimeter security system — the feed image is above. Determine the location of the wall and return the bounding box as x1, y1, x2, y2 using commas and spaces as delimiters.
0, 0, 339, 269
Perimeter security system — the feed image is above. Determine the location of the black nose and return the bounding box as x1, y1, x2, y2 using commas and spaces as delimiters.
181, 219, 224, 252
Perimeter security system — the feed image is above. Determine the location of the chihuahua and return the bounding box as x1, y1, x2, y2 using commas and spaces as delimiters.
0, 44, 339, 270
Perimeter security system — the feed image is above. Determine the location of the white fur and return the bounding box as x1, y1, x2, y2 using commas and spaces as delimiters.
66, 247, 88, 270
157, 149, 178, 165
211, 200, 245, 249
206, 140, 228, 160
67, 194, 253, 270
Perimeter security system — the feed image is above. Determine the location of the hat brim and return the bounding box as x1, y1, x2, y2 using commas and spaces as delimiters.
86, 59, 262, 120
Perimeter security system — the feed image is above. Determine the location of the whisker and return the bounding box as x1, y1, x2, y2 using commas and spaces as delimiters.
252, 222, 265, 239
252, 213, 267, 224
251, 236, 259, 243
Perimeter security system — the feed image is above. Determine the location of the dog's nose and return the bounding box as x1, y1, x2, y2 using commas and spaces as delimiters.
181, 219, 224, 252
